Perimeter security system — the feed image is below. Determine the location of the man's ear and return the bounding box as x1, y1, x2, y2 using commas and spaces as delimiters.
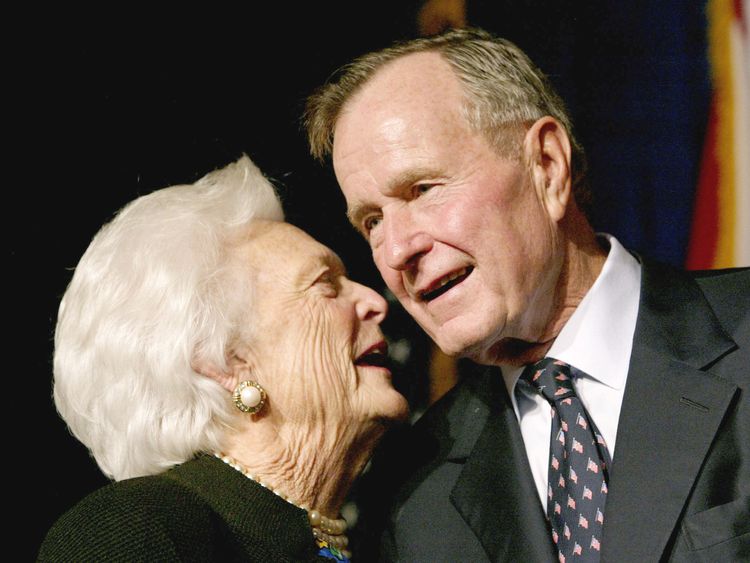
523, 116, 572, 222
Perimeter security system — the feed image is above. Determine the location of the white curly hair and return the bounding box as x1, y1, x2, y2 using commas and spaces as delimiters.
53, 155, 283, 480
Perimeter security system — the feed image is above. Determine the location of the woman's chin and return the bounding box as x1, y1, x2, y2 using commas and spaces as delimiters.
350, 399, 409, 435
374, 391, 411, 425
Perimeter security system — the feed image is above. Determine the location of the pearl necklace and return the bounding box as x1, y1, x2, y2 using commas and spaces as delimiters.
213, 453, 351, 557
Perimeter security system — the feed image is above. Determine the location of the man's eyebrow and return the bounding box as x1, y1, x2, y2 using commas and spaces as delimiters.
386, 168, 439, 192
346, 167, 440, 229
347, 203, 378, 231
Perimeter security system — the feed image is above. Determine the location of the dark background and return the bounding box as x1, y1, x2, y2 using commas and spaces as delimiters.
20, 3, 711, 557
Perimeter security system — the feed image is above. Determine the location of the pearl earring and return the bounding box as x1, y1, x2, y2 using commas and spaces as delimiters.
232, 380, 267, 414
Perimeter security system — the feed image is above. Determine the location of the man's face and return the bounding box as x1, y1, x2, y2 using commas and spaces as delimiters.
333, 53, 564, 364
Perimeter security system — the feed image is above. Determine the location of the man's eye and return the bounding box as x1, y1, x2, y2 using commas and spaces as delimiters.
363, 215, 382, 234
414, 184, 436, 196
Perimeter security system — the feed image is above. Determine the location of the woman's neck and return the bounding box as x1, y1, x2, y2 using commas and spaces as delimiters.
221, 416, 384, 517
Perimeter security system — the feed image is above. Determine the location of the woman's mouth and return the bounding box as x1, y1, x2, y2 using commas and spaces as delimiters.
354, 341, 390, 368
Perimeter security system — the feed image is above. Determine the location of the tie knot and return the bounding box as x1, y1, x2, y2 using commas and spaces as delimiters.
519, 357, 577, 404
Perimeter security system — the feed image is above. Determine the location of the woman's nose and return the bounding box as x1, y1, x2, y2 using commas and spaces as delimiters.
353, 282, 388, 323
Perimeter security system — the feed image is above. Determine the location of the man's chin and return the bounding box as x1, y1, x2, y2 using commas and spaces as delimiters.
481, 337, 554, 366
428, 325, 550, 365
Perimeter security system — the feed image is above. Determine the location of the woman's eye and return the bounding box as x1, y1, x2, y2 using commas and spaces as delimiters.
315, 273, 338, 295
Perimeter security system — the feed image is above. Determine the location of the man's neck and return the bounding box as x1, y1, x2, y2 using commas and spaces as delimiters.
486, 210, 607, 367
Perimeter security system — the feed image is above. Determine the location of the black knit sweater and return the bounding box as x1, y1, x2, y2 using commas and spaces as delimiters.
38, 454, 332, 562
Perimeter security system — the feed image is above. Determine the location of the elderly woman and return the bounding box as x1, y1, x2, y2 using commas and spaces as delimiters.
38, 156, 409, 562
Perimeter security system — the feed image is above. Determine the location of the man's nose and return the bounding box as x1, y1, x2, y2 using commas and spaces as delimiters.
382, 207, 432, 271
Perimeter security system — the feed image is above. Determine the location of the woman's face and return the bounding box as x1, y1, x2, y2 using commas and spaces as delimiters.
233, 221, 408, 431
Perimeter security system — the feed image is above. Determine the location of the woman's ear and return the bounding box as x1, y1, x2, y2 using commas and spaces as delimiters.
191, 354, 250, 393
523, 116, 572, 223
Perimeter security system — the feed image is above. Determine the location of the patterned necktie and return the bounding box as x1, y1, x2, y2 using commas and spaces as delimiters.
519, 358, 611, 562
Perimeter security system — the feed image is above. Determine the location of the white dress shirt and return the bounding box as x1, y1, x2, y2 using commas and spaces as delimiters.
501, 235, 642, 508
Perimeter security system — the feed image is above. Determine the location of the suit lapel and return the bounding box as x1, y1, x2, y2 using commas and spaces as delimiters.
601, 262, 739, 560
449, 371, 557, 562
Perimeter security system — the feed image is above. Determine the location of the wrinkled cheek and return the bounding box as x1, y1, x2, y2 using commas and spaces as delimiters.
289, 309, 355, 415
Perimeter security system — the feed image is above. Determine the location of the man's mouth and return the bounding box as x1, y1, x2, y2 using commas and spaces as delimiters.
419, 266, 474, 302
354, 341, 389, 368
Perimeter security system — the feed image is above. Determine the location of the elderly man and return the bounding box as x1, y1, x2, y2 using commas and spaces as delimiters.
305, 28, 749, 562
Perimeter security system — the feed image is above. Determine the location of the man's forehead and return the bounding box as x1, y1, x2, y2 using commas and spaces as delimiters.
332, 52, 465, 168
345, 52, 458, 111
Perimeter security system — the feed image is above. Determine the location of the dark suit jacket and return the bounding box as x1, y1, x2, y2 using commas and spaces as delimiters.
38, 454, 329, 562
361, 262, 749, 562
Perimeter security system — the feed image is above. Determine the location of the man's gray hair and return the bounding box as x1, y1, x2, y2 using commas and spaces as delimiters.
305, 27, 589, 207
